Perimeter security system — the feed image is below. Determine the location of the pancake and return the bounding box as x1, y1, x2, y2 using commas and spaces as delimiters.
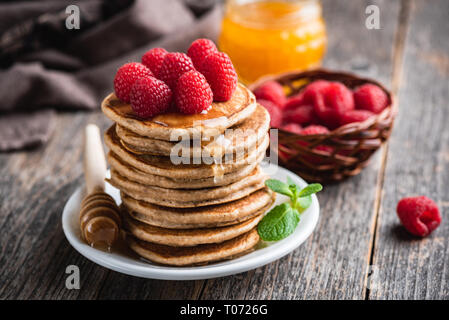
107, 151, 264, 189
122, 207, 263, 247
126, 228, 260, 266
105, 125, 269, 180
121, 187, 275, 229
108, 168, 268, 208
102, 83, 257, 141
115, 104, 270, 158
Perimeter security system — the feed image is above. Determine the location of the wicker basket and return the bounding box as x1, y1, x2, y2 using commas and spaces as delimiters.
249, 69, 397, 183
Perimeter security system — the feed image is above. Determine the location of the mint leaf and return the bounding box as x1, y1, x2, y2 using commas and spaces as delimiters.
265, 179, 293, 198
257, 203, 300, 241
298, 183, 323, 197
296, 195, 312, 213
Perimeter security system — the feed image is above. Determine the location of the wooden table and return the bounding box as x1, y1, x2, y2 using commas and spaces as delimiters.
1, 0, 448, 300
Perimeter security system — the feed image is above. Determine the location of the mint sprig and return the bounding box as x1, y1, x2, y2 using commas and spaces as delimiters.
257, 178, 322, 241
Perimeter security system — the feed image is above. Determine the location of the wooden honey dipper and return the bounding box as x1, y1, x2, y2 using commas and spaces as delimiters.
79, 124, 121, 249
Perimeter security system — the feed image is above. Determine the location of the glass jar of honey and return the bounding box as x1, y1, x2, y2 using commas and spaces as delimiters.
219, 0, 327, 84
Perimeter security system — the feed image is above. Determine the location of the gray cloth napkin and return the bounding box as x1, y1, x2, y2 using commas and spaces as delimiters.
0, 0, 221, 151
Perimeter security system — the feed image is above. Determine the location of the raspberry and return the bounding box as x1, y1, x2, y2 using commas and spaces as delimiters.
283, 92, 305, 111
307, 82, 355, 129
157, 52, 195, 89
258, 99, 282, 128
201, 52, 238, 101
340, 110, 374, 125
282, 123, 302, 134
299, 125, 333, 157
130, 76, 172, 118
141, 47, 167, 75
301, 81, 339, 129
187, 38, 218, 71
253, 81, 286, 108
283, 105, 317, 125
397, 196, 441, 237
175, 70, 213, 114
299, 125, 329, 136
302, 80, 331, 105
354, 83, 389, 114
314, 106, 341, 129
113, 62, 153, 103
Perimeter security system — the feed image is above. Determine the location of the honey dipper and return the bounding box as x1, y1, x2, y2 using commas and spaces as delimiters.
79, 124, 121, 249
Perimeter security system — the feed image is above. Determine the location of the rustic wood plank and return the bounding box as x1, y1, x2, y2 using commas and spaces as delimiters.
369, 0, 449, 300
200, 0, 401, 300
0, 111, 203, 299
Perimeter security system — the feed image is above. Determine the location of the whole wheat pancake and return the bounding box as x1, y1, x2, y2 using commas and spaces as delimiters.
105, 125, 269, 179
108, 167, 268, 208
121, 188, 275, 229
102, 83, 256, 141
122, 207, 263, 247
126, 229, 260, 266
107, 151, 264, 189
115, 104, 270, 158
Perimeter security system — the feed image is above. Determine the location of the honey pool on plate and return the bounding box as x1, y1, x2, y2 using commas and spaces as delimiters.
219, 0, 327, 84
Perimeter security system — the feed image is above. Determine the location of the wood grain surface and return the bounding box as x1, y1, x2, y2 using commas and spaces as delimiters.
0, 0, 447, 300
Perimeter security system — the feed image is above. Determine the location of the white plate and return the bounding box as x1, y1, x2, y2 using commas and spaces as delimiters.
62, 163, 319, 280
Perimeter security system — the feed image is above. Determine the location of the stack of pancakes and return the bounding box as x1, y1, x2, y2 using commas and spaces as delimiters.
101, 83, 274, 266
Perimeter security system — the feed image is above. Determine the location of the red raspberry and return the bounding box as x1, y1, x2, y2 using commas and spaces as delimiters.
300, 125, 329, 136
141, 47, 168, 75
175, 70, 213, 114
302, 81, 339, 129
397, 196, 441, 237
302, 80, 331, 105
130, 76, 172, 118
354, 83, 389, 114
282, 123, 302, 134
340, 110, 374, 125
283, 105, 317, 125
324, 82, 355, 114
258, 99, 282, 128
113, 62, 153, 103
253, 81, 286, 108
283, 92, 305, 111
187, 38, 218, 71
157, 52, 195, 89
201, 52, 238, 101
299, 125, 333, 158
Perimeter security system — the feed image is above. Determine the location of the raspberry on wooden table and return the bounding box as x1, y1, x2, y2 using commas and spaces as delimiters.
157, 52, 195, 89
113, 62, 153, 103
340, 110, 374, 125
258, 99, 282, 128
187, 38, 218, 71
142, 48, 168, 75
253, 81, 286, 108
201, 52, 238, 101
396, 196, 441, 237
175, 70, 213, 114
353, 83, 389, 114
130, 76, 172, 119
